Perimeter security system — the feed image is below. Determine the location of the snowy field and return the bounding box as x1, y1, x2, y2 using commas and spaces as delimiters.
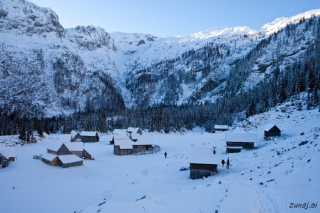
0, 105, 319, 213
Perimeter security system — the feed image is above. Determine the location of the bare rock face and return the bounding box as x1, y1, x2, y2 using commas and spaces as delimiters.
64, 26, 112, 51
0, 0, 64, 37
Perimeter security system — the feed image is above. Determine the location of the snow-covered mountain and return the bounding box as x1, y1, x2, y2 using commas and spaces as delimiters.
0, 0, 319, 116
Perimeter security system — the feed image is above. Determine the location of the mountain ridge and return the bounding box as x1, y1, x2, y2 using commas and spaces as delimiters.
0, 0, 319, 116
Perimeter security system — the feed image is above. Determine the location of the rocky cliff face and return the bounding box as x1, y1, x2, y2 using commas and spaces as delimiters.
0, 0, 63, 37
0, 0, 319, 117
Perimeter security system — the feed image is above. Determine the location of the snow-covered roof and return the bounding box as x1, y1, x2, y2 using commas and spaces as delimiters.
41, 153, 58, 161
264, 124, 279, 131
225, 133, 258, 143
70, 130, 78, 137
0, 147, 17, 159
58, 155, 83, 164
80, 131, 97, 136
59, 134, 72, 143
113, 129, 127, 135
131, 133, 139, 140
134, 133, 153, 145
214, 125, 229, 130
110, 132, 128, 141
189, 148, 220, 165
114, 133, 153, 149
127, 127, 140, 133
47, 143, 63, 152
227, 146, 243, 149
64, 142, 83, 151
114, 138, 133, 149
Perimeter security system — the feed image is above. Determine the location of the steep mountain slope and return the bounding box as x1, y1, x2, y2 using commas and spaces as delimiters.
0, 0, 319, 116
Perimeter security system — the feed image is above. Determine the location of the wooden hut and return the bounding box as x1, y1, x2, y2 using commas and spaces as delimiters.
264, 125, 281, 138
57, 155, 83, 168
113, 133, 154, 155
0, 147, 17, 168
214, 125, 229, 132
225, 133, 258, 153
189, 148, 220, 179
48, 142, 93, 160
0, 154, 9, 168
64, 142, 93, 159
47, 143, 73, 155
110, 129, 127, 145
72, 131, 99, 142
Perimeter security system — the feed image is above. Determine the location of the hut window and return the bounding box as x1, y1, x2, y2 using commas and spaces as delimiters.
133, 146, 137, 148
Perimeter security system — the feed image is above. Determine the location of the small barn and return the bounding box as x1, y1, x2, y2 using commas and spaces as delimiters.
47, 143, 73, 155
214, 125, 229, 132
110, 129, 128, 145
0, 154, 9, 168
72, 131, 99, 142
225, 133, 258, 153
64, 142, 92, 159
264, 125, 281, 138
47, 142, 93, 160
57, 155, 83, 168
114, 138, 134, 155
0, 147, 17, 168
189, 148, 220, 179
113, 133, 154, 155
132, 133, 154, 153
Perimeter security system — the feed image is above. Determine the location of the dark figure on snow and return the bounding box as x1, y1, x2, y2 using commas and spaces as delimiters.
164, 152, 167, 158
227, 158, 230, 169
213, 150, 216, 155
221, 159, 225, 167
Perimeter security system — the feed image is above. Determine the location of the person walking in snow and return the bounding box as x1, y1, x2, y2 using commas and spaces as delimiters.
227, 158, 230, 169
164, 152, 167, 158
221, 159, 225, 167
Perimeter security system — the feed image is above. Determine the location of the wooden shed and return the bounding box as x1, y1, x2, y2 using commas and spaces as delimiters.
225, 133, 258, 153
48, 142, 93, 160
57, 155, 83, 168
110, 129, 127, 145
72, 131, 99, 142
0, 154, 9, 168
214, 125, 229, 132
0, 147, 17, 167
189, 148, 220, 179
264, 125, 281, 138
113, 133, 154, 155
47, 143, 73, 155
64, 142, 93, 160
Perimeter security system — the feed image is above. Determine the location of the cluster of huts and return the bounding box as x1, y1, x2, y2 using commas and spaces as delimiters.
0, 147, 17, 169
110, 128, 157, 155
189, 124, 281, 179
40, 128, 156, 168
40, 131, 98, 168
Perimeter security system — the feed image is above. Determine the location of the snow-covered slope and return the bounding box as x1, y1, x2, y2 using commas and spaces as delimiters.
0, 101, 319, 212
0, 0, 319, 115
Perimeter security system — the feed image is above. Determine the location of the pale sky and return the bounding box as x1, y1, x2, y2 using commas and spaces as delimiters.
29, 0, 320, 36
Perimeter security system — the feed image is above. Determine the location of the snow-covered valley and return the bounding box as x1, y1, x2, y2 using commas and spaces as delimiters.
0, 102, 319, 213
